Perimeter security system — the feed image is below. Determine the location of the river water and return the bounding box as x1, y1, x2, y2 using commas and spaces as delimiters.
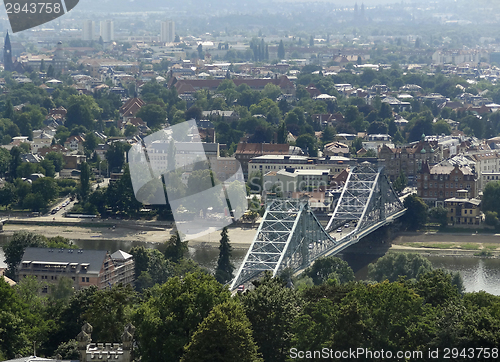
1, 234, 500, 295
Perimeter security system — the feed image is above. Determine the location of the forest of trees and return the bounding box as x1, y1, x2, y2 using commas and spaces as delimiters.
2, 232, 499, 362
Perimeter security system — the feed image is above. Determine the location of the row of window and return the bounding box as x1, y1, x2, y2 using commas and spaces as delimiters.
421, 175, 468, 181
422, 182, 467, 189
23, 274, 85, 283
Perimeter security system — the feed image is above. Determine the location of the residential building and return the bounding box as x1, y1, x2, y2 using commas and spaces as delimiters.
469, 152, 500, 190
18, 248, 135, 292
263, 168, 330, 196
82, 20, 94, 41
168, 76, 296, 96
323, 142, 350, 157
444, 190, 482, 226
119, 97, 145, 123
144, 141, 219, 174
201, 110, 240, 122
103, 250, 135, 287
63, 154, 87, 169
482, 171, 500, 191
161, 20, 175, 43
95, 144, 110, 160
208, 156, 244, 182
32, 132, 53, 153
378, 140, 441, 183
100, 20, 114, 42
249, 155, 350, 177
417, 162, 477, 206
235, 143, 290, 180
64, 135, 86, 152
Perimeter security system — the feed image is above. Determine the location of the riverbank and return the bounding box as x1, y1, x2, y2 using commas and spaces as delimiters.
387, 232, 500, 258
0, 223, 257, 248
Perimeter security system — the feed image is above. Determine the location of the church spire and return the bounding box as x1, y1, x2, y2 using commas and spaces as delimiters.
3, 31, 13, 72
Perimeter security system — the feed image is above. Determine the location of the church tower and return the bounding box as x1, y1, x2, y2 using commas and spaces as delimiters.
3, 32, 13, 72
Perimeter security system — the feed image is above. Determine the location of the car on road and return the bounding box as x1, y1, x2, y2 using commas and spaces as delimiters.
344, 223, 350, 228
51, 209, 57, 214
237, 285, 245, 292
337, 228, 342, 232
308, 243, 313, 249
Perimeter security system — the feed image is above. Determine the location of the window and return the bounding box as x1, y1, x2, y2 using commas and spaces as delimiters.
82, 277, 85, 282
86, 277, 89, 283
464, 210, 467, 214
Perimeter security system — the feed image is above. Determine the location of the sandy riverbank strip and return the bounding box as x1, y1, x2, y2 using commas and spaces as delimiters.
1, 223, 257, 248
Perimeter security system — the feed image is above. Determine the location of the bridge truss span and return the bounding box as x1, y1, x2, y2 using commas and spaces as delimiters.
231, 164, 406, 290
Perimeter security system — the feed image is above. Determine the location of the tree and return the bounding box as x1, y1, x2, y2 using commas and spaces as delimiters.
484, 211, 498, 227
40, 158, 56, 177
277, 40, 285, 60
182, 299, 262, 362
65, 95, 101, 130
79, 161, 90, 200
3, 232, 47, 279
45, 151, 64, 172
54, 340, 79, 360
482, 181, 500, 216
136, 104, 167, 129
379, 102, 393, 119
215, 227, 234, 284
133, 272, 231, 362
32, 177, 59, 203
82, 284, 137, 343
295, 134, 317, 156
0, 278, 31, 359
277, 121, 287, 144
321, 126, 336, 144
105, 141, 129, 172
83, 132, 98, 155
164, 232, 188, 263
392, 170, 408, 193
3, 100, 14, 119
414, 269, 463, 307
433, 119, 452, 135
367, 121, 388, 134
47, 64, 55, 77
429, 206, 448, 228
0, 148, 11, 177
367, 252, 433, 282
241, 274, 303, 362
304, 256, 355, 285
401, 194, 428, 231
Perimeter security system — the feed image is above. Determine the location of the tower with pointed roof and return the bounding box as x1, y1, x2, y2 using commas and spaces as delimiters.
3, 32, 13, 72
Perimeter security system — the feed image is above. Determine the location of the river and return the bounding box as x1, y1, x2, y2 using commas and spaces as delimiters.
1, 234, 500, 295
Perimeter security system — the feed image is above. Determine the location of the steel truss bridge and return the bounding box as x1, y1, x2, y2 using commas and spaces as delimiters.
230, 164, 406, 290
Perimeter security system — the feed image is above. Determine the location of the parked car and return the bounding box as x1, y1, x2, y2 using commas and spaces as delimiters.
337, 228, 342, 232
237, 285, 245, 292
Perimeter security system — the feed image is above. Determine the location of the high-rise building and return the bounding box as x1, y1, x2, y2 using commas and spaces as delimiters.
100, 20, 114, 43
82, 20, 94, 41
161, 20, 175, 43
3, 31, 13, 72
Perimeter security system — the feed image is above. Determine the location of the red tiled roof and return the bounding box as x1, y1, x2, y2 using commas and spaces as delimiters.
235, 143, 289, 155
